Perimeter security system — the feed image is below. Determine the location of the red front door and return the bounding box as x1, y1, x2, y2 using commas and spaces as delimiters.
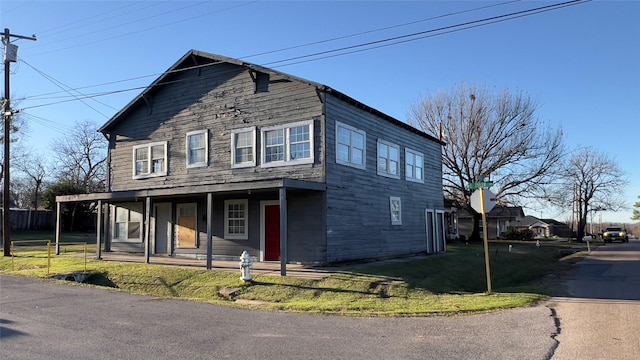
265, 205, 281, 261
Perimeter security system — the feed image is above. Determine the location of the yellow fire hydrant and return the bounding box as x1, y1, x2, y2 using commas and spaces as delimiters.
239, 250, 253, 282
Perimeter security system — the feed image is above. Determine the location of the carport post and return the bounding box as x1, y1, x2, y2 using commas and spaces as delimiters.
96, 200, 102, 260
279, 187, 288, 276
55, 201, 61, 255
206, 193, 213, 270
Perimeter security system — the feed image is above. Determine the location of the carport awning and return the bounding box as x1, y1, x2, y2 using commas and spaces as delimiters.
56, 178, 326, 203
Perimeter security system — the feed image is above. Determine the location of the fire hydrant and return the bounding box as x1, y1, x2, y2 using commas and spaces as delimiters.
239, 250, 253, 282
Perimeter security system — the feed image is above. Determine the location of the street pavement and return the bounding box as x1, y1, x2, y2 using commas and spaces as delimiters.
548, 239, 640, 360
1, 274, 556, 360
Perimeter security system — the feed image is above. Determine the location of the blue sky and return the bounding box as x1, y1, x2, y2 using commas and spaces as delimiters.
2, 0, 639, 224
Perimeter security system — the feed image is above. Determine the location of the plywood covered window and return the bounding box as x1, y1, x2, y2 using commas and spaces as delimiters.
133, 141, 167, 179
224, 199, 248, 240
231, 127, 256, 168
176, 203, 197, 248
377, 140, 400, 179
336, 121, 366, 169
186, 130, 208, 168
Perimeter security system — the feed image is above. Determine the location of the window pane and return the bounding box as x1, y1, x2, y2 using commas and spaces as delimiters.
389, 160, 398, 175
337, 144, 349, 162
115, 223, 126, 239
389, 147, 399, 161
290, 142, 310, 160
352, 148, 363, 165
338, 127, 350, 145
128, 222, 141, 239
352, 132, 364, 149
264, 129, 284, 162
378, 156, 387, 172
289, 125, 309, 143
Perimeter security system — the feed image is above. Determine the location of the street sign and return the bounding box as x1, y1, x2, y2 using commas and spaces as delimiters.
470, 181, 494, 190
470, 189, 496, 214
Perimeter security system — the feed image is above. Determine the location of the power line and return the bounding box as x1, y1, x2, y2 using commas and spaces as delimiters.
17, 0, 591, 113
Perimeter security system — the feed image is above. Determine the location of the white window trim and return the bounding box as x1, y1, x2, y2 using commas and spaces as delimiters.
405, 148, 424, 183
231, 126, 257, 168
336, 121, 366, 170
260, 120, 314, 168
390, 196, 402, 226
186, 130, 208, 168
113, 204, 143, 242
377, 139, 400, 179
224, 199, 249, 240
132, 141, 168, 179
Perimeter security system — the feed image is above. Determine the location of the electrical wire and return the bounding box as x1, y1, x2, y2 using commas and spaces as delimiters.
17, 0, 591, 113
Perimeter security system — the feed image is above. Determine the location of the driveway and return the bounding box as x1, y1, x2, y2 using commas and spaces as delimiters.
548, 240, 640, 359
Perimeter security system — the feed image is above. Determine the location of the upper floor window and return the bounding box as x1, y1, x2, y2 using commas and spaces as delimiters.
261, 120, 313, 167
405, 148, 424, 183
224, 199, 248, 240
133, 141, 167, 179
336, 121, 366, 169
377, 140, 400, 179
231, 127, 256, 168
186, 130, 208, 168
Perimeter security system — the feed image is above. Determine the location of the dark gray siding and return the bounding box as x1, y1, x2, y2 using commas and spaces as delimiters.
107, 62, 325, 192
323, 94, 444, 262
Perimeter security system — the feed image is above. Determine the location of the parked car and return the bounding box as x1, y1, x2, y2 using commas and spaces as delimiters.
602, 227, 629, 243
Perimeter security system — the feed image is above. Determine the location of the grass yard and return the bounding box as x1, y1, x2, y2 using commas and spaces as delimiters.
0, 232, 590, 316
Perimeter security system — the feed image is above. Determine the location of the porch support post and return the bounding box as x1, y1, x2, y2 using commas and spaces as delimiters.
144, 197, 151, 264
55, 201, 61, 255
279, 187, 288, 276
104, 205, 111, 252
96, 200, 102, 260
206, 192, 213, 270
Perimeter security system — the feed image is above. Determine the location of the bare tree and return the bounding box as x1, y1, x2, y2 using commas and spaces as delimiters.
51, 120, 107, 193
408, 84, 565, 240
14, 152, 50, 209
549, 147, 628, 241
50, 120, 107, 230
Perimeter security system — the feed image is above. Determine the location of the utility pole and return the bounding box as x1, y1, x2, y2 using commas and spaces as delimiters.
3, 28, 36, 256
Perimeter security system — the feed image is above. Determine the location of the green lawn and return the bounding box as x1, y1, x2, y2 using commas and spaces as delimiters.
0, 233, 590, 316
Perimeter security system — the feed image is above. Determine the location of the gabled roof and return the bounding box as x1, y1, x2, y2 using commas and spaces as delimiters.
99, 49, 443, 144
487, 205, 525, 219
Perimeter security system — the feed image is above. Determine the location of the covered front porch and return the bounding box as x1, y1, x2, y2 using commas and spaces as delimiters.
55, 178, 326, 276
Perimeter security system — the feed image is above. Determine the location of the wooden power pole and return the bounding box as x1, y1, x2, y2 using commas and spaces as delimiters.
3, 28, 36, 256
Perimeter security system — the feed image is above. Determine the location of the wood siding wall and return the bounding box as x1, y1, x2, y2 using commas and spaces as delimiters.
323, 94, 444, 262
107, 62, 325, 192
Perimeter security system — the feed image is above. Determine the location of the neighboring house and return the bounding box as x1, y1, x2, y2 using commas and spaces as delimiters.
458, 205, 525, 240
518, 216, 573, 238
56, 50, 445, 271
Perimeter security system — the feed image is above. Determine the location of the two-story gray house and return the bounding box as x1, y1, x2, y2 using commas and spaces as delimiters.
56, 50, 445, 272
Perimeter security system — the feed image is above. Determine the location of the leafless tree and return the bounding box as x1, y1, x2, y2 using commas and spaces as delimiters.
14, 152, 50, 209
51, 119, 107, 193
408, 84, 565, 240
549, 147, 628, 241
50, 120, 107, 230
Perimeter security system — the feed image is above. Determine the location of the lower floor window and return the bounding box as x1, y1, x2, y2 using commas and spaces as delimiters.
114, 204, 142, 241
224, 199, 248, 239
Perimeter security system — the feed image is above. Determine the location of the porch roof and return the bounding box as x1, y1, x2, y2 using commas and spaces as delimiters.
56, 178, 326, 203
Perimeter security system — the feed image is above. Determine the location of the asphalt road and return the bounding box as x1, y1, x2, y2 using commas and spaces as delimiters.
0, 274, 557, 360
549, 239, 640, 360
4, 239, 639, 360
